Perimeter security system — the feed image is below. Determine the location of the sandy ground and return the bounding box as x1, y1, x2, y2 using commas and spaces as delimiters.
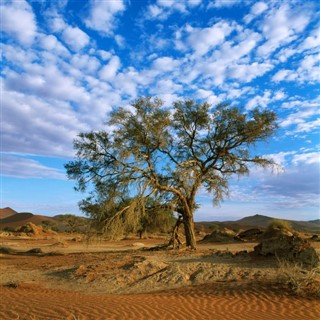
0, 235, 319, 320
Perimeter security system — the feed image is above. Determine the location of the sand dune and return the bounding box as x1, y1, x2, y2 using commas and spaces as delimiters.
1, 282, 319, 320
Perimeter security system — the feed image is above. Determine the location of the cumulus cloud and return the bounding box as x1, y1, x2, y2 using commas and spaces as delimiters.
177, 22, 234, 56
62, 26, 90, 51
99, 55, 121, 81
257, 4, 311, 57
246, 90, 286, 110
208, 0, 242, 9
1, 0, 37, 45
1, 90, 88, 157
152, 56, 181, 73
145, 0, 201, 20
39, 34, 70, 56
85, 0, 125, 35
244, 2, 268, 24
272, 53, 320, 83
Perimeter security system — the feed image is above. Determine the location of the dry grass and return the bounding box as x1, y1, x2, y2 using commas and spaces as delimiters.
276, 257, 320, 297
267, 218, 292, 231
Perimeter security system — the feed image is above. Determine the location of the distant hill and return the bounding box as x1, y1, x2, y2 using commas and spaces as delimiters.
0, 207, 89, 232
0, 208, 56, 229
196, 214, 320, 234
1, 208, 319, 234
0, 207, 18, 219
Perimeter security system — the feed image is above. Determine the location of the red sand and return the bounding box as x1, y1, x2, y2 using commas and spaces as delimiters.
1, 282, 319, 320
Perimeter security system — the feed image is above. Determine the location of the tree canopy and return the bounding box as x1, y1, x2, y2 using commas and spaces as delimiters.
65, 97, 278, 249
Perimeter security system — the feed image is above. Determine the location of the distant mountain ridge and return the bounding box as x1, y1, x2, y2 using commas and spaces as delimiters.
1, 208, 319, 233
197, 214, 320, 233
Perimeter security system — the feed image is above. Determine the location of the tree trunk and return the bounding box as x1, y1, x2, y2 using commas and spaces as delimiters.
184, 214, 197, 249
168, 214, 184, 249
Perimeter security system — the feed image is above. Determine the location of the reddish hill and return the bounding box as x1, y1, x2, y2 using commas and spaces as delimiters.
0, 209, 56, 230
0, 207, 18, 219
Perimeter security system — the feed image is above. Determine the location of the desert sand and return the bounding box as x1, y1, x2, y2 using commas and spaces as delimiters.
0, 236, 319, 320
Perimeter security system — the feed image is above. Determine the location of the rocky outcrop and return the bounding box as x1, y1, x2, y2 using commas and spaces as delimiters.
201, 228, 241, 243
16, 223, 56, 236
238, 228, 263, 241
254, 233, 319, 267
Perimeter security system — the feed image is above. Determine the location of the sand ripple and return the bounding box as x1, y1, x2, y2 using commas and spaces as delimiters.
1, 283, 319, 320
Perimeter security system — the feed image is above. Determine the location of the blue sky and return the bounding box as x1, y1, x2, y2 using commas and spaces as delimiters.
1, 0, 319, 221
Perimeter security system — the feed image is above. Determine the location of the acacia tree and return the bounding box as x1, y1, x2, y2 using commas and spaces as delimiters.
65, 97, 277, 249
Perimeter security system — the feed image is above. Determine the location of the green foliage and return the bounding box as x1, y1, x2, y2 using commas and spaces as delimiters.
56, 214, 89, 233
3, 226, 16, 232
66, 97, 278, 247
80, 195, 175, 239
41, 220, 56, 231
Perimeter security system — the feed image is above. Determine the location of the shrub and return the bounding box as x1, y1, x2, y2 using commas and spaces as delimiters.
276, 258, 320, 297
267, 219, 292, 232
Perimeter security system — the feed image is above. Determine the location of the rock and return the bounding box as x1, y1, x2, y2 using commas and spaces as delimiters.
254, 234, 319, 267
310, 234, 319, 241
27, 248, 43, 254
16, 223, 56, 237
201, 228, 240, 243
238, 228, 263, 241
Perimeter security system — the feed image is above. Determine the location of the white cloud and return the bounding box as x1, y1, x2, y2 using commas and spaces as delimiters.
196, 89, 222, 105
151, 79, 182, 95
152, 56, 180, 73
272, 69, 295, 82
2, 155, 66, 180
145, 0, 201, 20
2, 43, 37, 66
300, 28, 320, 51
115, 34, 125, 48
99, 55, 121, 81
272, 54, 320, 83
2, 90, 87, 157
62, 26, 90, 51
292, 152, 320, 165
246, 89, 286, 110
70, 54, 101, 74
244, 2, 268, 24
49, 15, 66, 33
257, 4, 311, 57
85, 0, 125, 35
279, 98, 320, 135
182, 22, 234, 56
258, 162, 320, 209
5, 65, 90, 103
39, 34, 70, 56
1, 0, 37, 45
208, 0, 242, 8
227, 61, 273, 83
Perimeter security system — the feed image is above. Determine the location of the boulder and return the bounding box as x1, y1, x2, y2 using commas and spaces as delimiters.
254, 234, 319, 267
310, 234, 320, 241
201, 228, 240, 243
238, 228, 263, 241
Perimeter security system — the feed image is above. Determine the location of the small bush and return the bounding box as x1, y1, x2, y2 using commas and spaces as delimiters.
267, 219, 292, 232
276, 258, 320, 297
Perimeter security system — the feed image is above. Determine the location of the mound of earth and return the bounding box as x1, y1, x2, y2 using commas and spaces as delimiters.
254, 230, 319, 267
200, 228, 240, 243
